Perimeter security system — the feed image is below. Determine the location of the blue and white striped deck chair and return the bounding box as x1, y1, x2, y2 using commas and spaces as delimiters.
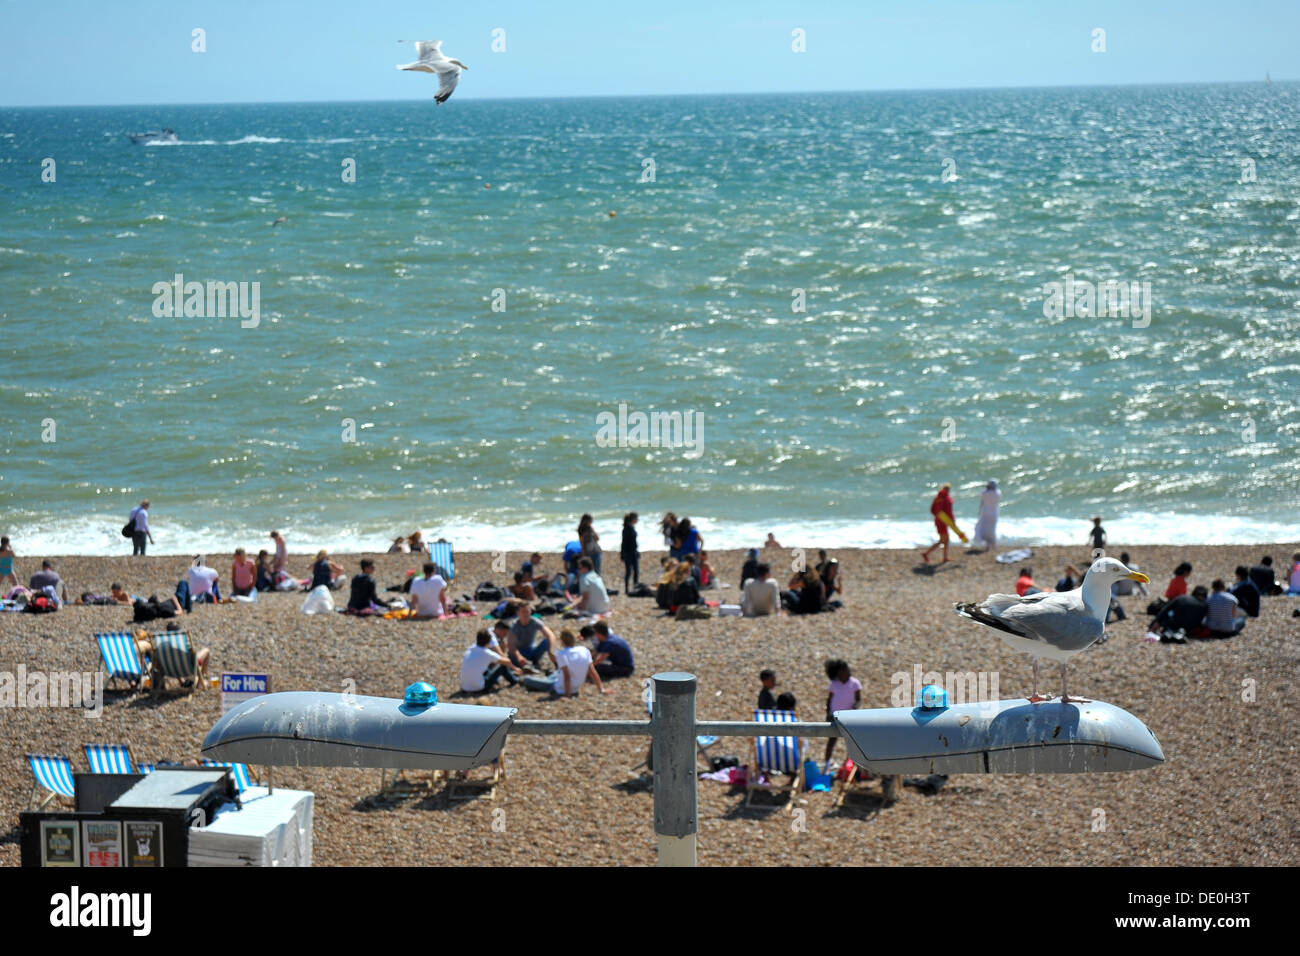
150, 631, 201, 697
84, 743, 138, 775
640, 692, 721, 771
139, 764, 156, 774
201, 760, 255, 793
429, 541, 455, 582
746, 709, 805, 808
28, 754, 76, 810
96, 632, 145, 691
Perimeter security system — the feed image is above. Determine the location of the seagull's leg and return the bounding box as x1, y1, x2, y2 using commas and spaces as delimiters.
1060, 663, 1070, 704
1027, 659, 1047, 703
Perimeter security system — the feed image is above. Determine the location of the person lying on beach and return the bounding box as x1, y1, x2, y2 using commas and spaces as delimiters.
76, 583, 133, 606
459, 629, 522, 693
388, 536, 408, 553
741, 563, 781, 617
231, 548, 256, 597
572, 557, 611, 615
521, 628, 612, 697
132, 593, 185, 622
409, 561, 450, 619
508, 602, 557, 673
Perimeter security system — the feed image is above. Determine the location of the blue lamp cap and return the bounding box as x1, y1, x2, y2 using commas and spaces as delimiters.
918, 684, 948, 710
404, 682, 437, 708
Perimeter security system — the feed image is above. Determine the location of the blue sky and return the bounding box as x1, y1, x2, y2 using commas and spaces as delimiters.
1, 0, 1294, 106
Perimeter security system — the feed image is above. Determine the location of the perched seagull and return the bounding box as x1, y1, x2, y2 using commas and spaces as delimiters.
954, 556, 1149, 704
397, 41, 468, 105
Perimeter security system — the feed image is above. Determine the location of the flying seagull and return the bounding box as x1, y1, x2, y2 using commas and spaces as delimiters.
397, 41, 468, 105
954, 556, 1149, 703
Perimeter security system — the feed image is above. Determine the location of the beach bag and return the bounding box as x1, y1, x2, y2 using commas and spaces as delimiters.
709, 755, 739, 771
534, 599, 560, 616
25, 595, 56, 613
628, 582, 654, 598
475, 582, 505, 602
121, 521, 134, 538
675, 604, 712, 621
301, 585, 334, 615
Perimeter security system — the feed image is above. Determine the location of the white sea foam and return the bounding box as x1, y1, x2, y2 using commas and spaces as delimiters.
13, 511, 1297, 557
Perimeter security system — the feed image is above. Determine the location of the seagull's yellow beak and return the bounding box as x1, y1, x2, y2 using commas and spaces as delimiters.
1127, 571, 1149, 583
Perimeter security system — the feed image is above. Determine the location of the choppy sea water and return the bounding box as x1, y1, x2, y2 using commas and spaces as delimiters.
1, 85, 1297, 554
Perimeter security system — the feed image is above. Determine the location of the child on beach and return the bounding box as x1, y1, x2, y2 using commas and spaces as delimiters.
757, 669, 778, 710
1089, 517, 1106, 552
824, 660, 862, 761
621, 512, 639, 593
776, 691, 797, 713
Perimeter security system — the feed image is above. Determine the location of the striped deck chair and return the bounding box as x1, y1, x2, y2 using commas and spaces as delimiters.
84, 743, 138, 774
201, 760, 256, 792
139, 764, 157, 774
745, 709, 805, 809
150, 631, 201, 697
630, 694, 723, 775
96, 632, 145, 692
28, 754, 76, 810
429, 541, 455, 581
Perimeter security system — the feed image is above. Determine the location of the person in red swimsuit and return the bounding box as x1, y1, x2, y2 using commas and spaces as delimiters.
922, 483, 957, 564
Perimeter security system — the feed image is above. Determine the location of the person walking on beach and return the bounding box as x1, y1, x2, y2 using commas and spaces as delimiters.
1088, 517, 1107, 553
270, 530, 288, 575
921, 483, 958, 564
620, 512, 639, 593
128, 500, 154, 556
0, 536, 16, 589
972, 480, 1001, 551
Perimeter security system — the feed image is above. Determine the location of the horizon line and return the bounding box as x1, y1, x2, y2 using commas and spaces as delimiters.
1, 76, 1289, 111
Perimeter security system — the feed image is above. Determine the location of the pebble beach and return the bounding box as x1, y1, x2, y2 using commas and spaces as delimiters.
3, 543, 1296, 867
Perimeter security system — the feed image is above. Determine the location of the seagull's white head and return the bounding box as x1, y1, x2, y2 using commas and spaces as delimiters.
1085, 556, 1149, 585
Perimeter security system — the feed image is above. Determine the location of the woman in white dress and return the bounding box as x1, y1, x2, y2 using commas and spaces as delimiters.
973, 479, 1001, 550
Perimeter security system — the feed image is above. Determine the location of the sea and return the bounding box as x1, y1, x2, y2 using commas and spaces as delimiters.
1, 83, 1297, 555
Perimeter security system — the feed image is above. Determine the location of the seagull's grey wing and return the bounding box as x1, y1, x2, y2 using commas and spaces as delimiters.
415, 40, 444, 63
397, 59, 435, 73
979, 590, 1057, 615
996, 591, 1103, 652
434, 66, 461, 104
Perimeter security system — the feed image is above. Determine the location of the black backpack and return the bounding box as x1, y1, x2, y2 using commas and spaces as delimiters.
474, 582, 505, 602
